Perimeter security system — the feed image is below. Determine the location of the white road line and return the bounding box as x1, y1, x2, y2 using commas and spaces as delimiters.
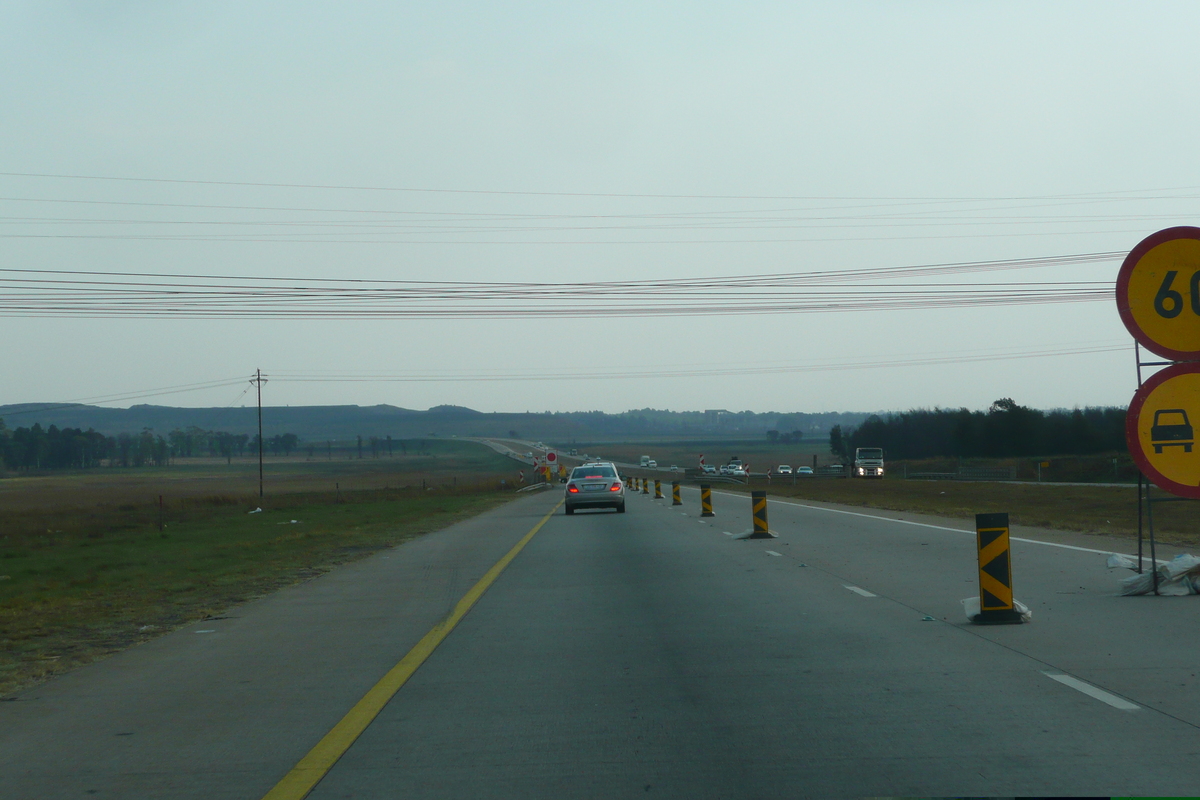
1042, 672, 1139, 711
681, 485, 1161, 562
765, 551, 782, 557
843, 585, 876, 597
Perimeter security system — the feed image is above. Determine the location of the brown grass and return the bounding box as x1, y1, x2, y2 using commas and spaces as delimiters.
704, 476, 1200, 548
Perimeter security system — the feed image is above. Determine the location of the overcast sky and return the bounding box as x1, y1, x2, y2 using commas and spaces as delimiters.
3, 2, 1197, 415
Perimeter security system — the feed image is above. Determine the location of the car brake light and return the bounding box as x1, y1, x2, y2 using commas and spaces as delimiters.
568, 485, 579, 493
609, 483, 621, 492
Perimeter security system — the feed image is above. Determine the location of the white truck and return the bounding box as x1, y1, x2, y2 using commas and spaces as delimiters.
854, 447, 884, 478
640, 455, 651, 467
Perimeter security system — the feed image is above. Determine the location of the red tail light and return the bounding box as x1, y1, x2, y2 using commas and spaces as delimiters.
568, 484, 579, 493
609, 483, 621, 492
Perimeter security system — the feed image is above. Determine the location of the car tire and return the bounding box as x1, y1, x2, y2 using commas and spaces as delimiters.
565, 506, 574, 515
617, 502, 626, 513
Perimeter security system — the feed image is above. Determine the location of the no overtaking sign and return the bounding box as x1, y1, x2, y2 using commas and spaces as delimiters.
1119, 227, 1200, 498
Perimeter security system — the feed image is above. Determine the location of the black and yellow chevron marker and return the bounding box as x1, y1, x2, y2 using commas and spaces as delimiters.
700, 484, 714, 517
672, 481, 682, 505
654, 479, 663, 499
642, 478, 649, 495
973, 512, 1024, 624
742, 490, 777, 538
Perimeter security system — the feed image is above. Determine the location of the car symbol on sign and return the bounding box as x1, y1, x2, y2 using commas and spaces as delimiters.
1151, 408, 1194, 453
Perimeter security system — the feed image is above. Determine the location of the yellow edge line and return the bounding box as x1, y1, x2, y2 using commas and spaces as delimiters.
262, 500, 563, 800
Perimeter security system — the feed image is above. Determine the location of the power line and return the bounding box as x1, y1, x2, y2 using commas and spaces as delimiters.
5, 170, 1200, 202
0, 377, 252, 417
268, 342, 1129, 383
0, 251, 1118, 318
0, 340, 1130, 417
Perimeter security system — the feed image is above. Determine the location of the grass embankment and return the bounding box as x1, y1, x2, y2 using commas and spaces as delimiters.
0, 440, 522, 696
712, 477, 1200, 548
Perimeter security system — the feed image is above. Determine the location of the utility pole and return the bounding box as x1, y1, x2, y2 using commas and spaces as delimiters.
252, 369, 268, 497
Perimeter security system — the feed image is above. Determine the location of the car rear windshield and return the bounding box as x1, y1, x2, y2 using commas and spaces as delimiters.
573, 466, 616, 479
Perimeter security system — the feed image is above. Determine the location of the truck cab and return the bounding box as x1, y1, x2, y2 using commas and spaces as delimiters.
854, 447, 884, 478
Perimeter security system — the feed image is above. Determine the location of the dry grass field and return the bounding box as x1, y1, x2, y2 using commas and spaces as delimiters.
0, 440, 523, 696
686, 475, 1200, 549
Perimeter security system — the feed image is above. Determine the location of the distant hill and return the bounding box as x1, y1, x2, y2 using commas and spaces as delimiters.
0, 402, 872, 444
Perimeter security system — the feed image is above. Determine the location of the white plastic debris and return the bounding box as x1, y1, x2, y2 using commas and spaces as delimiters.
961, 596, 1032, 622
248, 507, 263, 514
1110, 553, 1200, 596
1107, 553, 1140, 571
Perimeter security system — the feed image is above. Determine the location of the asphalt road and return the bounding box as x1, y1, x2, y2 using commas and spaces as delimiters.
3, 484, 1200, 798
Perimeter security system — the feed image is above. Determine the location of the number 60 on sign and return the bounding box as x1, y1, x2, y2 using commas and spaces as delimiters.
1117, 226, 1200, 361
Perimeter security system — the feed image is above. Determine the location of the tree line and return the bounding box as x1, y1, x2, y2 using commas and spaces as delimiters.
828, 399, 1127, 460
0, 420, 302, 471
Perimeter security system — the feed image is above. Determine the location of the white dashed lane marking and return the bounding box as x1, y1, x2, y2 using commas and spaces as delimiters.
1042, 672, 1139, 711
765, 551, 782, 557
843, 586, 876, 597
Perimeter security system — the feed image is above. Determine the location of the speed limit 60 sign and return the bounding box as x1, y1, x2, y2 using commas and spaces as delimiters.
1117, 226, 1200, 360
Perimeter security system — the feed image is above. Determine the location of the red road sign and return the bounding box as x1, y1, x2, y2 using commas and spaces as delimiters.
1117, 226, 1200, 361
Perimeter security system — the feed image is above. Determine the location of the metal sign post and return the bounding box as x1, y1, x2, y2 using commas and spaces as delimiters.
1117, 228, 1200, 591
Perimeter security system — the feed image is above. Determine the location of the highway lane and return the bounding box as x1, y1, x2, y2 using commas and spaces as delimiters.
0, 492, 565, 800
688, 484, 1200, 722
306, 485, 1200, 798
4, 482, 1200, 798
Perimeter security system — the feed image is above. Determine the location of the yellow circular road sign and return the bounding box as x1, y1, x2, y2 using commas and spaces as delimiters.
1127, 362, 1200, 499
1117, 227, 1200, 361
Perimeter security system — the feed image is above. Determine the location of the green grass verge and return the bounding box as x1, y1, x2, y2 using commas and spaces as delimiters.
0, 440, 523, 696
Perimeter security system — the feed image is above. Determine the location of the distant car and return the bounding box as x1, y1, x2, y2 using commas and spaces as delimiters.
647, 460, 657, 468
777, 465, 792, 475
525, 452, 534, 458
796, 466, 814, 475
726, 465, 747, 477
669, 465, 679, 472
565, 462, 625, 514
702, 465, 717, 474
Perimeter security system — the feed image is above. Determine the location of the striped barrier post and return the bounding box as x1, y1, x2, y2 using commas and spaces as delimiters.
654, 479, 663, 499
672, 481, 682, 505
642, 478, 649, 495
971, 512, 1024, 624
743, 490, 775, 538
700, 484, 714, 517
